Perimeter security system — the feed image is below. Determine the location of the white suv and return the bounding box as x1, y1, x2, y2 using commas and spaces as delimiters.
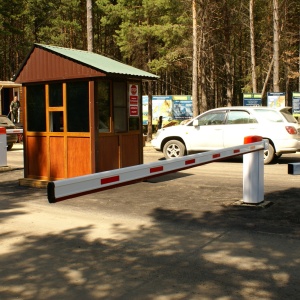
151, 106, 300, 164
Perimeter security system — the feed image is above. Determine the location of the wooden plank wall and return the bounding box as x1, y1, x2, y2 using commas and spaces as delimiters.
26, 135, 91, 180
97, 134, 142, 172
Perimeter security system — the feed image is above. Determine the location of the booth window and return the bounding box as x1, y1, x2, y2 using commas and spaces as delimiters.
96, 80, 110, 132
49, 83, 64, 132
27, 84, 46, 132
129, 117, 139, 130
66, 81, 89, 132
49, 83, 63, 107
50, 111, 64, 132
113, 81, 127, 132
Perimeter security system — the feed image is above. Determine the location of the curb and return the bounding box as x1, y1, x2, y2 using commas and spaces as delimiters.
0, 166, 23, 173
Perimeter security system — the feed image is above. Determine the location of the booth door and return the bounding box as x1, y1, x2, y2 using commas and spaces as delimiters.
96, 80, 142, 172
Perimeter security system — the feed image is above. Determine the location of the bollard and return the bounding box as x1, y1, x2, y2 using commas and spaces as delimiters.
0, 127, 7, 167
243, 136, 264, 204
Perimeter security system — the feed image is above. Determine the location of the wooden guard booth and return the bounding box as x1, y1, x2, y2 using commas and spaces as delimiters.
13, 43, 158, 185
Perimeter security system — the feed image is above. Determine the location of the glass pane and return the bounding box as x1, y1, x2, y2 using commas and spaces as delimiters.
129, 117, 139, 130
67, 81, 89, 132
113, 81, 126, 106
50, 112, 64, 132
96, 81, 110, 132
113, 81, 127, 132
254, 109, 283, 123
114, 107, 127, 132
27, 85, 46, 132
49, 83, 63, 107
197, 111, 226, 126
227, 111, 257, 124
281, 110, 297, 123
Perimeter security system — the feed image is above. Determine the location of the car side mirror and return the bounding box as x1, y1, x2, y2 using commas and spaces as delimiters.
193, 119, 200, 127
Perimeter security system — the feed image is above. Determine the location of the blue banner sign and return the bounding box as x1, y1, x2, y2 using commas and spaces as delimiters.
142, 95, 192, 125
243, 93, 262, 106
292, 92, 300, 116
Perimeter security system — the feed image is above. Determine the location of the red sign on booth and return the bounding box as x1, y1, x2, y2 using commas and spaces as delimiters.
130, 96, 138, 105
129, 84, 139, 116
130, 105, 139, 116
130, 85, 138, 95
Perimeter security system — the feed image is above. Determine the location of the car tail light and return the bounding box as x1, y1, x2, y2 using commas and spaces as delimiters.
285, 126, 298, 134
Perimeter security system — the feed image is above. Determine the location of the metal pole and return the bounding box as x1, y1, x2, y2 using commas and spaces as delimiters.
243, 136, 265, 204
0, 86, 2, 115
0, 127, 7, 167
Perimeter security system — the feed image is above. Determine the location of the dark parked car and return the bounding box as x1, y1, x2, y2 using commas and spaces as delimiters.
0, 115, 18, 150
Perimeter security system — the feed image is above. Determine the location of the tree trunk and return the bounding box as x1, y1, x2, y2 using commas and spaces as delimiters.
87, 0, 93, 52
262, 57, 274, 101
147, 35, 153, 141
192, 0, 199, 117
225, 58, 233, 106
147, 81, 153, 142
199, 34, 207, 113
250, 0, 257, 93
273, 0, 280, 92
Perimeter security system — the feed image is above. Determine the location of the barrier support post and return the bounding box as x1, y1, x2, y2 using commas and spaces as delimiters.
0, 127, 7, 167
243, 136, 264, 204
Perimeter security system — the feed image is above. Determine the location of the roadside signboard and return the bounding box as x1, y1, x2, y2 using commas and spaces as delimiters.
142, 95, 173, 125
267, 92, 286, 108
172, 95, 193, 120
292, 92, 300, 117
243, 93, 262, 106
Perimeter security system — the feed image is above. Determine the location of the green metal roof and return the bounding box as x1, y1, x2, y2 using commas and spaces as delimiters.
35, 43, 159, 79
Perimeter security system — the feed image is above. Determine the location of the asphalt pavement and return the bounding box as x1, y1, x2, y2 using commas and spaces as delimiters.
1, 143, 300, 299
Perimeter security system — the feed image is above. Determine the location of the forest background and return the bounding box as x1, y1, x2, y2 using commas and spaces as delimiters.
0, 0, 299, 115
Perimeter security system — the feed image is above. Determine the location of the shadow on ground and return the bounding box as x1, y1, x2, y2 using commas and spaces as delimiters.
1, 167, 300, 299
0, 185, 300, 298
1, 213, 300, 299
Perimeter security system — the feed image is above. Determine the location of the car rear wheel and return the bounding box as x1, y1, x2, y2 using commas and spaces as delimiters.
264, 143, 275, 164
163, 140, 186, 159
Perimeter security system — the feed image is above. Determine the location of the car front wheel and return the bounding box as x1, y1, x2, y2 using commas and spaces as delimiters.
163, 140, 186, 159
264, 143, 275, 164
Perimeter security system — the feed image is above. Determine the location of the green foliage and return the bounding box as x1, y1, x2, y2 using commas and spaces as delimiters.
0, 0, 299, 107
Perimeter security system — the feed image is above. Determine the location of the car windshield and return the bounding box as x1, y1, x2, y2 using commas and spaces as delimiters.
253, 109, 284, 123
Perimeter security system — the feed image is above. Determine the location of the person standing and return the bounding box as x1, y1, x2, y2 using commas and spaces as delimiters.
157, 116, 163, 130
10, 96, 20, 123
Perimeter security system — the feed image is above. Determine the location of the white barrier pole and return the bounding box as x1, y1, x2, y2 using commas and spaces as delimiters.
243, 136, 264, 204
48, 140, 265, 203
0, 127, 7, 167
6, 128, 23, 135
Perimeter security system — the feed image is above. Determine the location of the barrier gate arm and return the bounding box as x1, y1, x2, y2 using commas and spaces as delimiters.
6, 128, 23, 134
47, 139, 267, 203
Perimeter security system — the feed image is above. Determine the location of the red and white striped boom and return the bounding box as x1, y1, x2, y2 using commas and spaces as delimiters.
6, 128, 23, 134
48, 138, 267, 203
